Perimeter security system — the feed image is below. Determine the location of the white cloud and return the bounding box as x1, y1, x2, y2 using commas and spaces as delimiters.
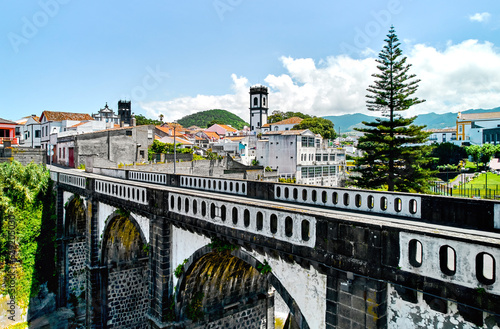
140, 74, 250, 123
469, 12, 491, 22
140, 40, 500, 123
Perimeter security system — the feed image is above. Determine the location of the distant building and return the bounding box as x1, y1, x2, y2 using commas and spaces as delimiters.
16, 115, 41, 148
93, 103, 120, 126
205, 124, 239, 137
427, 128, 456, 144
456, 111, 500, 145
256, 129, 346, 186
0, 118, 19, 146
57, 125, 154, 168
118, 100, 132, 125
262, 116, 303, 133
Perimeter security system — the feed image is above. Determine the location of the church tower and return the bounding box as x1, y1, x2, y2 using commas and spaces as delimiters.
249, 85, 269, 133
118, 100, 132, 125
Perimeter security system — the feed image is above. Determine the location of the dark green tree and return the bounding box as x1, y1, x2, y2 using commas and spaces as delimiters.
292, 117, 337, 140
465, 144, 481, 169
207, 119, 225, 127
351, 27, 432, 192
480, 143, 496, 166
135, 114, 162, 126
430, 142, 467, 166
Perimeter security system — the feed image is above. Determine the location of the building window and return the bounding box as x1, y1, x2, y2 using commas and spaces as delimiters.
459, 125, 462, 133
253, 97, 258, 106
35, 130, 40, 138
63, 148, 65, 158
263, 97, 266, 106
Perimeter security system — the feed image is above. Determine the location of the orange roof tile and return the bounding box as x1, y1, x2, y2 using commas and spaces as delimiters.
218, 124, 238, 132
204, 131, 220, 139
70, 122, 88, 128
41, 111, 93, 122
270, 117, 304, 126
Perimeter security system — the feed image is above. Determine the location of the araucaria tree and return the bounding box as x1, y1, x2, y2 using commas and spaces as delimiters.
352, 27, 433, 192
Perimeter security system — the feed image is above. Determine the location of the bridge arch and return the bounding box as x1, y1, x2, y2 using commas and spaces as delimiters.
174, 244, 310, 329
63, 194, 87, 317
100, 212, 149, 329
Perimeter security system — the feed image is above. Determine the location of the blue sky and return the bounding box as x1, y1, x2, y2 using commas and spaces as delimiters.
1, 0, 499, 123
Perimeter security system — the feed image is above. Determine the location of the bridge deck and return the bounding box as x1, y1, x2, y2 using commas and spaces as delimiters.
50, 166, 500, 244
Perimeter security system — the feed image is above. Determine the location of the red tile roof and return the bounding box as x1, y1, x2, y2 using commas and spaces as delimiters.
263, 117, 303, 127
204, 131, 220, 139
218, 124, 238, 132
41, 111, 94, 122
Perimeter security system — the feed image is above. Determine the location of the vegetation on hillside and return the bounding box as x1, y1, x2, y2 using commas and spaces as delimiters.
177, 109, 248, 129
292, 117, 337, 139
267, 110, 312, 123
135, 114, 162, 126
351, 26, 433, 193
0, 161, 56, 309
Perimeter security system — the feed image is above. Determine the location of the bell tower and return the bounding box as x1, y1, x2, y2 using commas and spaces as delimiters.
249, 85, 269, 133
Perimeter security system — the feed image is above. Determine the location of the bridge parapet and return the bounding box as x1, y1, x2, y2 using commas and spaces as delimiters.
169, 192, 316, 248
58, 166, 500, 233
95, 179, 148, 205
59, 172, 86, 189
275, 184, 421, 218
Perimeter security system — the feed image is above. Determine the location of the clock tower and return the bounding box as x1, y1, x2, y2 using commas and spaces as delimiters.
249, 85, 269, 133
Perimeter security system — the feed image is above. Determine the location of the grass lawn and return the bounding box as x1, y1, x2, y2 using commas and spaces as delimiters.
453, 172, 500, 198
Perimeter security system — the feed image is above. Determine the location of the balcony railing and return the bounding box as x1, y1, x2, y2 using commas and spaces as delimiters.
0, 137, 18, 145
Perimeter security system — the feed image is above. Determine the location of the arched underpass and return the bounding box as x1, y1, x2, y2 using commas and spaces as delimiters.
174, 245, 308, 329
101, 214, 149, 329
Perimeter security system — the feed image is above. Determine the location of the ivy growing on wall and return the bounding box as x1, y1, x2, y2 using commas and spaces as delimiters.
0, 161, 56, 309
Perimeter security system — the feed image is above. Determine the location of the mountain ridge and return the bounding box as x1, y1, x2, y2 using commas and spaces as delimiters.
324, 107, 500, 133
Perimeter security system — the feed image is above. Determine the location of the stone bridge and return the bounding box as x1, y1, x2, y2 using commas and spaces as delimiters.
50, 166, 500, 328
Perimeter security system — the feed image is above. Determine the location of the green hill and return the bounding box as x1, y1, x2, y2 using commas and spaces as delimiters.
177, 109, 248, 130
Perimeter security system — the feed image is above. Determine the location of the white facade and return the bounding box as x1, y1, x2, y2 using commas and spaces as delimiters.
256, 130, 346, 186
17, 116, 42, 148
427, 128, 456, 144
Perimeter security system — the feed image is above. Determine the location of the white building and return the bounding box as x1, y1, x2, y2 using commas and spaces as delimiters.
16, 115, 42, 148
40, 111, 95, 151
427, 128, 456, 144
261, 116, 303, 133
256, 129, 346, 186
92, 103, 120, 127
456, 111, 500, 145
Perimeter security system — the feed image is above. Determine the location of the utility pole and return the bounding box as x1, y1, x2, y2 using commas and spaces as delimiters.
173, 125, 176, 174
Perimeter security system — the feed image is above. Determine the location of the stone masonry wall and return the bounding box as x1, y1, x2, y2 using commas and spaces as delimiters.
106, 266, 149, 329
190, 298, 269, 329
67, 240, 86, 300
